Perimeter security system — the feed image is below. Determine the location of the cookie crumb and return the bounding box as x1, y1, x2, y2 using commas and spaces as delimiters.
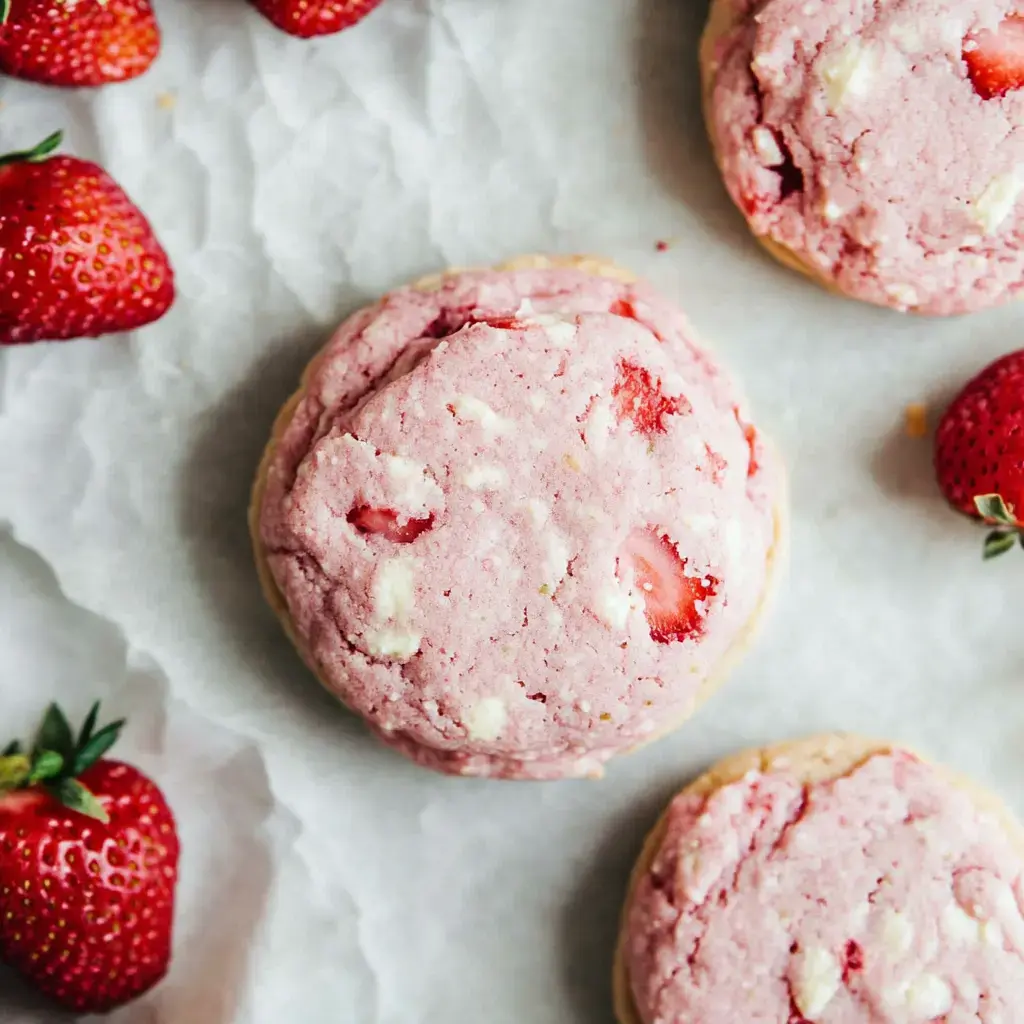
904, 403, 928, 439
655, 240, 670, 252
156, 92, 177, 111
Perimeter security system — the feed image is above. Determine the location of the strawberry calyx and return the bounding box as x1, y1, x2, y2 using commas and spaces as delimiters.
0, 130, 63, 170
0, 702, 125, 823
974, 493, 1024, 560
0, 0, 8, 25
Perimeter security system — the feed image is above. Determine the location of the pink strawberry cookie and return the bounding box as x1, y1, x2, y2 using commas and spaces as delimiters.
702, 0, 1024, 315
616, 735, 1024, 1024
252, 257, 783, 780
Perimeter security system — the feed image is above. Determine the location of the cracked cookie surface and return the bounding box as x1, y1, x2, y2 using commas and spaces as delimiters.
703, 0, 1024, 315
617, 734, 1024, 1023
254, 261, 782, 779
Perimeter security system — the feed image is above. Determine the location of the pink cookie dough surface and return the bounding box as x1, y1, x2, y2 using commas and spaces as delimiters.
624, 751, 1024, 1023
706, 0, 1024, 315
258, 266, 779, 780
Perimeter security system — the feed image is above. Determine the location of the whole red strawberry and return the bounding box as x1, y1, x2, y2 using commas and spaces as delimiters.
250, 0, 383, 38
0, 131, 174, 345
0, 0, 159, 87
934, 349, 1024, 559
0, 703, 179, 1013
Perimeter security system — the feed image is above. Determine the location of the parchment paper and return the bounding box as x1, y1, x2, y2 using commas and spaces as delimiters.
2, 1, 1024, 1021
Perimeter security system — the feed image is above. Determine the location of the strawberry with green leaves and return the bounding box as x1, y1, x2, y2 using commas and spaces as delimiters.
0, 703, 179, 1013
0, 130, 174, 345
0, 0, 160, 87
934, 350, 1024, 559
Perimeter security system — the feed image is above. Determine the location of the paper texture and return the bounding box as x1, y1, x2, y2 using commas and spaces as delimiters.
2, 0, 1024, 1021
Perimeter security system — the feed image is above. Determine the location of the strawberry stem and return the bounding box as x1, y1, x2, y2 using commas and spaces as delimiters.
0, 0, 9, 25
1, 703, 124, 823
975, 493, 1017, 524
0, 130, 63, 170
975, 494, 1023, 560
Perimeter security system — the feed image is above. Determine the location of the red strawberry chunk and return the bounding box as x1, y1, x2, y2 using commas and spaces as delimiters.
620, 527, 718, 643
612, 360, 688, 438
348, 506, 434, 543
735, 407, 760, 478
470, 315, 526, 330
842, 939, 864, 984
609, 298, 638, 320
964, 16, 1024, 99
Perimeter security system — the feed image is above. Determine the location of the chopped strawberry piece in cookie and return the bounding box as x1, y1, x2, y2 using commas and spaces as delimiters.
964, 16, 1024, 99
609, 298, 638, 320
348, 506, 434, 543
471, 315, 526, 330
621, 527, 718, 643
735, 408, 760, 477
612, 360, 688, 437
842, 939, 864, 984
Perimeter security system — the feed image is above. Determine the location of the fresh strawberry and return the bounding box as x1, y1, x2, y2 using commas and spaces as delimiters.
620, 527, 718, 643
934, 349, 1024, 558
0, 0, 159, 87
249, 0, 383, 38
0, 703, 179, 1013
0, 131, 174, 346
964, 15, 1024, 100
348, 505, 434, 543
612, 359, 689, 438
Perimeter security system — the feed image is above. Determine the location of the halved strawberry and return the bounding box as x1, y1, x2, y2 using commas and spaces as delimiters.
619, 527, 718, 643
347, 506, 433, 543
612, 360, 688, 438
964, 15, 1024, 99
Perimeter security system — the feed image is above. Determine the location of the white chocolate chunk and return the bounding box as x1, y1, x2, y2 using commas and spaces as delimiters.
372, 557, 416, 623
450, 394, 514, 435
792, 947, 841, 1018
593, 578, 641, 630
465, 697, 507, 741
380, 451, 443, 507
752, 125, 784, 165
360, 626, 421, 661
820, 43, 877, 110
972, 173, 1024, 235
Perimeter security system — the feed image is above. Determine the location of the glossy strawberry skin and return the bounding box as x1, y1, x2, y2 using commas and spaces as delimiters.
0, 759, 179, 1014
0, 0, 160, 87
0, 154, 174, 345
934, 350, 1024, 521
250, 0, 383, 38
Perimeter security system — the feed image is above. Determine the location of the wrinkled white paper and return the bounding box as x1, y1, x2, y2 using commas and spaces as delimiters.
2, 0, 1024, 1020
